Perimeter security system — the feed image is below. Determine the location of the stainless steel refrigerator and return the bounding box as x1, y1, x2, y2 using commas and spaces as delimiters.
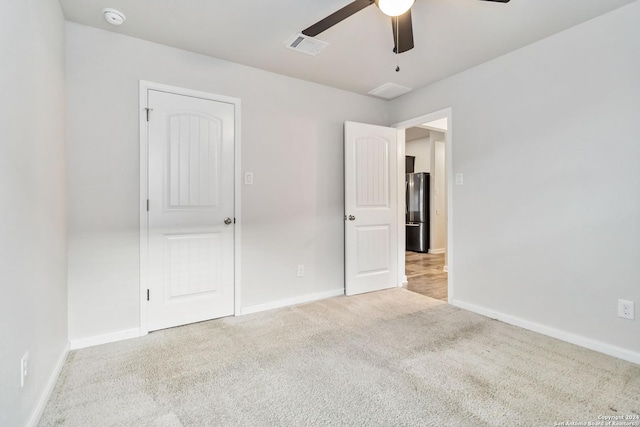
406, 172, 430, 253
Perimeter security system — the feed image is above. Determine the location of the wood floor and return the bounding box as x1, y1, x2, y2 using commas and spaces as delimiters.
405, 251, 448, 301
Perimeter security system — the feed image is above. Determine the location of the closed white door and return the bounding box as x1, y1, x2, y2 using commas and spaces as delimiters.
344, 121, 398, 296
146, 89, 235, 331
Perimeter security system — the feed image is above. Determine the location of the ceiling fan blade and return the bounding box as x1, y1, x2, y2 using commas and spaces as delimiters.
481, 0, 510, 2
391, 9, 414, 53
302, 0, 375, 37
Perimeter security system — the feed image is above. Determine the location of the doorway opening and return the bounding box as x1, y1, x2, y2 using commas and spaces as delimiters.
393, 109, 453, 303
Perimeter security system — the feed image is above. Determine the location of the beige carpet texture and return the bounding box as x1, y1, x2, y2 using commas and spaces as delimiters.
40, 289, 640, 426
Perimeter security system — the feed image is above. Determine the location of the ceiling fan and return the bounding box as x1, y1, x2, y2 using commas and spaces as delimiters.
302, 0, 511, 54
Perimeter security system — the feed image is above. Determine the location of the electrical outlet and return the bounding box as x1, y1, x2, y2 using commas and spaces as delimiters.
297, 265, 304, 277
244, 172, 254, 185
20, 352, 29, 387
618, 299, 634, 320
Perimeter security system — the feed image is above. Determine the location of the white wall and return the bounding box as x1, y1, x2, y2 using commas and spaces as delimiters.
390, 1, 640, 357
432, 140, 447, 252
0, 1, 68, 425
66, 23, 388, 341
426, 131, 446, 253
405, 137, 431, 173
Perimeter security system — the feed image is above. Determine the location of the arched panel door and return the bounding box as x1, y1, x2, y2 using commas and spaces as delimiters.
146, 89, 235, 331
344, 121, 398, 296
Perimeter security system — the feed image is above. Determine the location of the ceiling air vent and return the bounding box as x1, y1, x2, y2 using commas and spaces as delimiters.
285, 33, 328, 56
368, 82, 412, 100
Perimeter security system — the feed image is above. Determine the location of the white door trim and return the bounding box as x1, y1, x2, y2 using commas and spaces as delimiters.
392, 108, 454, 303
138, 80, 242, 335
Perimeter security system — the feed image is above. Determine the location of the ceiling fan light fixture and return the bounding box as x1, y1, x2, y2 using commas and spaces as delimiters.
377, 0, 415, 17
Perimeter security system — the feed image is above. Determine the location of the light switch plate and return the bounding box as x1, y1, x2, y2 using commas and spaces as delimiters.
20, 352, 29, 387
244, 172, 254, 185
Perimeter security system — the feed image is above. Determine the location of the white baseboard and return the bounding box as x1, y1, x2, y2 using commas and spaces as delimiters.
241, 288, 344, 315
27, 341, 69, 427
443, 266, 448, 272
428, 248, 445, 254
70, 328, 142, 350
452, 299, 640, 366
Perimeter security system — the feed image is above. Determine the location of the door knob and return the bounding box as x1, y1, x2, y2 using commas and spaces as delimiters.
224, 217, 233, 225
348, 215, 356, 221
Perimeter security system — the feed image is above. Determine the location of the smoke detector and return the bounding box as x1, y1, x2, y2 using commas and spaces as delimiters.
103, 8, 126, 26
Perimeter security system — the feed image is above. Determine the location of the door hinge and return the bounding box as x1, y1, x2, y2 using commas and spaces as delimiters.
145, 107, 153, 122
146, 199, 149, 211
146, 289, 150, 301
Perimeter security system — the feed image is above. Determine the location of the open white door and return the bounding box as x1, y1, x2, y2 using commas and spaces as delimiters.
344, 121, 398, 296
145, 89, 235, 331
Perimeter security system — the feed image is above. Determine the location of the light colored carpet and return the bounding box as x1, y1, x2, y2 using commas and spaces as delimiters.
40, 289, 640, 426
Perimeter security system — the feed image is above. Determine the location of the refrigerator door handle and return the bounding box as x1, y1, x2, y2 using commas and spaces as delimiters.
406, 223, 420, 227
405, 180, 409, 215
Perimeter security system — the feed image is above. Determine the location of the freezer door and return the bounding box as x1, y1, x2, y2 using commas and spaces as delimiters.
406, 222, 429, 253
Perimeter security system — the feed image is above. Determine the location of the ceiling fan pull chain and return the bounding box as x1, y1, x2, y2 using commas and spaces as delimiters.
395, 15, 400, 72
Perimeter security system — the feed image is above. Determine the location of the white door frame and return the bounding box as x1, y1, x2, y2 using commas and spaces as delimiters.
138, 80, 242, 335
392, 108, 454, 303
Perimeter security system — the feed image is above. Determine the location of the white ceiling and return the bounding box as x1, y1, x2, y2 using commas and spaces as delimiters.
422, 117, 448, 132
58, 0, 635, 97
406, 127, 431, 142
